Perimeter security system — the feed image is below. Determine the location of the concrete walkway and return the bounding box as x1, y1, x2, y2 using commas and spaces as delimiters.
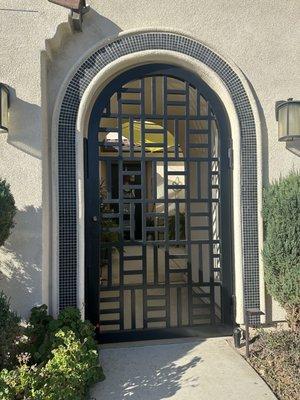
90, 338, 277, 400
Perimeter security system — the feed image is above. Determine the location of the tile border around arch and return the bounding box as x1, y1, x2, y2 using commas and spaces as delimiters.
57, 32, 260, 321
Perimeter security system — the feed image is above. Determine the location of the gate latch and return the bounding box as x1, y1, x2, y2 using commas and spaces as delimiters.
92, 216, 98, 222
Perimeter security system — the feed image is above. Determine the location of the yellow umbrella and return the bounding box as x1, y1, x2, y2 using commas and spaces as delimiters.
121, 120, 175, 153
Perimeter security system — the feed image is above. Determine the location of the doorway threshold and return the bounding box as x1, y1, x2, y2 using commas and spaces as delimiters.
97, 324, 233, 344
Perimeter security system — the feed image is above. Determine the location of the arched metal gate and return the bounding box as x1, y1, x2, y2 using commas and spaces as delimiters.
85, 64, 233, 341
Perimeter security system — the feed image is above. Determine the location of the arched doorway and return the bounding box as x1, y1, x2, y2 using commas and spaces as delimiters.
85, 64, 233, 341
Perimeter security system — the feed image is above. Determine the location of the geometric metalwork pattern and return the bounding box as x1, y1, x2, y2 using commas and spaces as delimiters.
57, 32, 259, 323
97, 74, 222, 333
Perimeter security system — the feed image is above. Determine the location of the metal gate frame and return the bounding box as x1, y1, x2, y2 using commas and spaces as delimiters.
85, 64, 233, 341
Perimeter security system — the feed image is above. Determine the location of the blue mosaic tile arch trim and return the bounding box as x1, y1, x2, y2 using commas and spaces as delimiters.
58, 32, 260, 320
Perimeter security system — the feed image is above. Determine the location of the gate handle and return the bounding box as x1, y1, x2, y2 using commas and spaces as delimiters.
92, 216, 98, 222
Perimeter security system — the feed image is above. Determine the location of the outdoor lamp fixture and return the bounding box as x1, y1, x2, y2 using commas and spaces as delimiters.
276, 98, 300, 142
0, 83, 10, 133
48, 0, 90, 31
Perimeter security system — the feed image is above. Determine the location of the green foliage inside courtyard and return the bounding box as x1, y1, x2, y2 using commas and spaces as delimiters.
262, 171, 300, 331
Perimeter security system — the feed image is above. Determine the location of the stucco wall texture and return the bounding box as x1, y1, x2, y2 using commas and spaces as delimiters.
0, 0, 299, 319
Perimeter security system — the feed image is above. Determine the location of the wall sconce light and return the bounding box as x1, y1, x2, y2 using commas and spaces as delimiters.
49, 0, 84, 7
48, 0, 90, 31
276, 98, 300, 142
0, 83, 10, 133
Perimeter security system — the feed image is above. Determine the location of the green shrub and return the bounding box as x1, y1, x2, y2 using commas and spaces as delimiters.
262, 171, 300, 331
25, 305, 96, 364
24, 304, 54, 364
0, 367, 20, 400
36, 330, 103, 400
0, 291, 21, 369
0, 179, 17, 247
0, 354, 38, 400
250, 330, 300, 400
0, 330, 104, 400
0, 306, 104, 400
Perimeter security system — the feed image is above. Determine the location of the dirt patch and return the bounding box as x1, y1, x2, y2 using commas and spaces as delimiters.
248, 330, 299, 400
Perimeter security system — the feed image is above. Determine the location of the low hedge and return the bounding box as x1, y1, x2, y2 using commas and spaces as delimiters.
0, 304, 104, 400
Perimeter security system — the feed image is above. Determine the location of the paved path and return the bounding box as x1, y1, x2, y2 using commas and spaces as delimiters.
90, 338, 276, 400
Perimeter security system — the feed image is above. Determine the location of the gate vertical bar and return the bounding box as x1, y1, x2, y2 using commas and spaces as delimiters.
185, 82, 193, 327
208, 106, 216, 325
163, 76, 170, 328
140, 78, 148, 329
117, 89, 124, 331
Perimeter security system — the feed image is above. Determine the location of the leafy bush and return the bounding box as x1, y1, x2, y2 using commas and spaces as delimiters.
0, 306, 104, 399
262, 172, 300, 331
0, 330, 104, 400
250, 330, 300, 400
0, 179, 17, 247
37, 330, 103, 399
25, 305, 96, 364
23, 305, 54, 364
0, 292, 21, 369
0, 354, 37, 400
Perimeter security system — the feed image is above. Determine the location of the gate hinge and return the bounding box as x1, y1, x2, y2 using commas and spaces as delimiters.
228, 147, 233, 169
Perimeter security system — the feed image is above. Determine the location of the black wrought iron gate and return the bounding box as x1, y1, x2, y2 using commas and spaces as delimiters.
85, 64, 233, 341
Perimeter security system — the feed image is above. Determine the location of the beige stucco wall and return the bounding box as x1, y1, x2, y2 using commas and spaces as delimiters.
0, 1, 66, 317
0, 0, 299, 320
